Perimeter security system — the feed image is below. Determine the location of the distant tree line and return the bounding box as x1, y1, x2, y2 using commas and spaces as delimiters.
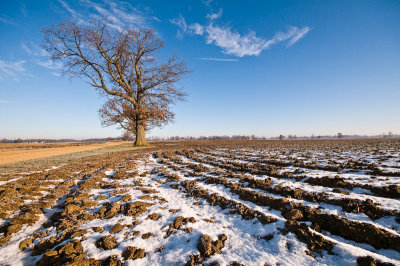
0, 137, 123, 143
148, 135, 267, 141
148, 132, 400, 141
2, 132, 398, 143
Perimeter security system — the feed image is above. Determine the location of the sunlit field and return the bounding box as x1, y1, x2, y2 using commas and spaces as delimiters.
0, 139, 399, 265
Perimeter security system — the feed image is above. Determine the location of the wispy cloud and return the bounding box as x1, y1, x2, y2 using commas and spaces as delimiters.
56, 0, 149, 30
21, 43, 49, 57
203, 0, 214, 7
21, 43, 32, 54
20, 3, 28, 17
152, 16, 162, 22
57, 0, 86, 25
286, 26, 310, 47
188, 23, 204, 35
206, 8, 223, 21
0, 99, 13, 104
201, 25, 269, 57
0, 16, 17, 25
170, 14, 187, 39
21, 43, 61, 75
37, 59, 63, 70
172, 10, 311, 57
193, 57, 239, 62
0, 59, 30, 81
260, 26, 311, 49
58, 0, 80, 18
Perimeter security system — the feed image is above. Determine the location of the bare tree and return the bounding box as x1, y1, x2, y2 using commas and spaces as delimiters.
42, 20, 189, 145
121, 130, 133, 141
98, 96, 174, 136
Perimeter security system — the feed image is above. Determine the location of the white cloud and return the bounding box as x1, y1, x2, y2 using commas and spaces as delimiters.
189, 23, 204, 35
0, 16, 17, 25
206, 8, 223, 21
287, 26, 310, 46
193, 57, 239, 62
188, 23, 204, 35
202, 25, 268, 57
0, 60, 29, 81
203, 0, 214, 7
20, 3, 28, 17
106, 0, 144, 25
58, 0, 148, 30
152, 16, 162, 22
0, 99, 13, 104
21, 43, 49, 57
171, 11, 311, 57
263, 26, 311, 48
21, 43, 32, 54
170, 14, 187, 39
37, 60, 63, 70
58, 0, 81, 19
20, 43, 60, 76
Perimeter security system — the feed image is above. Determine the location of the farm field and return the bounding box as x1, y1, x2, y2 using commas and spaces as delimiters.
0, 142, 124, 166
0, 139, 399, 265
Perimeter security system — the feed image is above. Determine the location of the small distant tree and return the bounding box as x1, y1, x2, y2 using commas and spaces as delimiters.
338, 133, 343, 139
121, 130, 133, 141
43, 20, 189, 146
279, 135, 285, 140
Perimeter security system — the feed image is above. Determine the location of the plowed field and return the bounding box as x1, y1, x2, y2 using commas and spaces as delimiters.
0, 139, 399, 265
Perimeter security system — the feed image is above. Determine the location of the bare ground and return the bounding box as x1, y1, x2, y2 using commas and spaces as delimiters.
0, 139, 399, 265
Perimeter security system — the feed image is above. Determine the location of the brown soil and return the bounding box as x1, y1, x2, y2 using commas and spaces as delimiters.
0, 142, 122, 166
96, 235, 117, 250
122, 246, 146, 260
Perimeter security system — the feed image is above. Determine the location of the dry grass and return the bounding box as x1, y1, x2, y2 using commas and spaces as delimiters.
0, 142, 152, 174
0, 142, 95, 152
0, 142, 123, 166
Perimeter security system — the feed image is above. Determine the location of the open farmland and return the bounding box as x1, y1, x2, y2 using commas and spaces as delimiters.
0, 139, 399, 265
0, 142, 124, 166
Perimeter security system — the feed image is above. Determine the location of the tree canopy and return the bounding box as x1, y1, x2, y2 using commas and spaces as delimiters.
43, 20, 189, 145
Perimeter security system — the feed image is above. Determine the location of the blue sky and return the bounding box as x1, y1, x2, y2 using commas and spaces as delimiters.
0, 0, 399, 139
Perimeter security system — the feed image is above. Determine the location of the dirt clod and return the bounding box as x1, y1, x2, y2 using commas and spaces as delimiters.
141, 232, 153, 239
59, 240, 83, 255
282, 208, 303, 220
285, 220, 334, 252
19, 238, 33, 251
110, 224, 124, 234
102, 255, 122, 266
92, 227, 104, 233
356, 256, 394, 266
146, 213, 160, 221
122, 246, 146, 260
96, 235, 117, 250
198, 234, 227, 258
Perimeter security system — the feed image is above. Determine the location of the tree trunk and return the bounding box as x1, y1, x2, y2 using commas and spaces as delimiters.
134, 122, 147, 146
